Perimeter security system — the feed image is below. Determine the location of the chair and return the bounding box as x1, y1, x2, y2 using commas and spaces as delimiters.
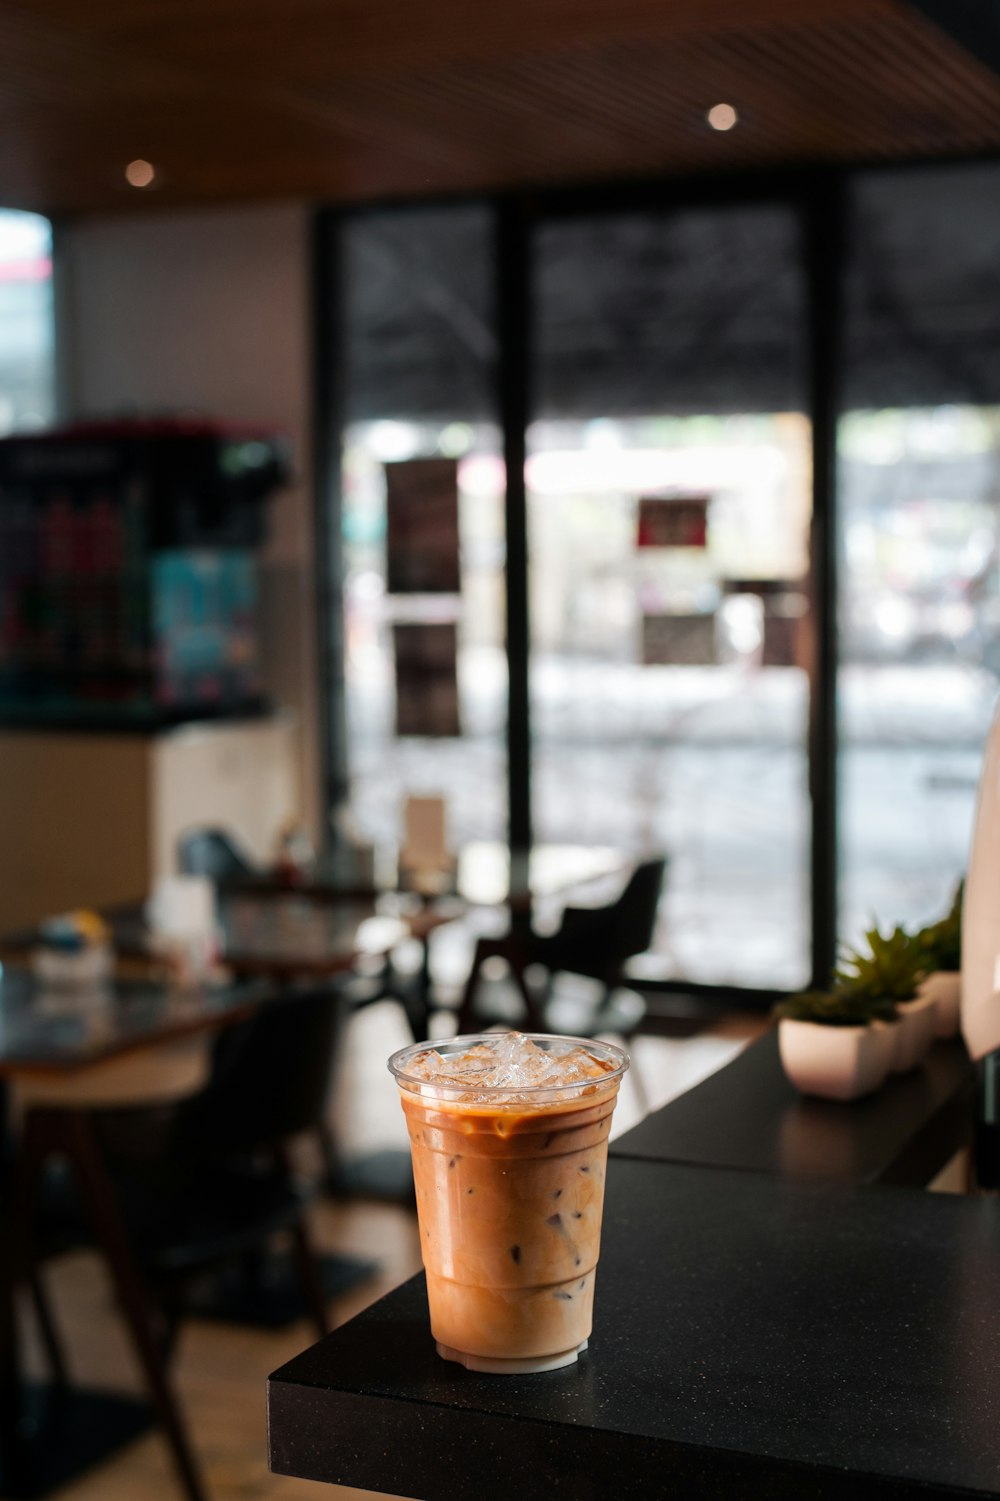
176, 825, 256, 881
456, 857, 667, 1069
0, 1125, 70, 1391
175, 819, 425, 1188
23, 985, 349, 1501
176, 825, 433, 1039
107, 985, 346, 1329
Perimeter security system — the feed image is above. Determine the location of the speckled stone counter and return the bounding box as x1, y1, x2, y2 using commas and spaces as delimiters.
268, 1159, 1000, 1499
611, 1032, 973, 1186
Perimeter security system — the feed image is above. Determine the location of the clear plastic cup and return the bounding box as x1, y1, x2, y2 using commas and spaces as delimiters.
388, 1031, 629, 1374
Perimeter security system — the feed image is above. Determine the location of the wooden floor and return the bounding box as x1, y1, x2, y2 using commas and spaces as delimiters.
19, 1004, 764, 1501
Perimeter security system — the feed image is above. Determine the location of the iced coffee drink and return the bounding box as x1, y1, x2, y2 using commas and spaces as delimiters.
388, 1031, 628, 1374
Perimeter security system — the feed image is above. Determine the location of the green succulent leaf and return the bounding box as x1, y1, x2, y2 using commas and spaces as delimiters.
835, 922, 927, 1001
773, 989, 898, 1027
912, 879, 963, 974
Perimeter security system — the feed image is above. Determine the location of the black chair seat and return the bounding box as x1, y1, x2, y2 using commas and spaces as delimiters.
32, 1158, 310, 1278
456, 858, 665, 1116
457, 856, 666, 1038
132, 1167, 309, 1277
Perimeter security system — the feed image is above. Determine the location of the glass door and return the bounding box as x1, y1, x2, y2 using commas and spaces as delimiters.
527, 201, 814, 989
837, 162, 1000, 946
336, 204, 507, 856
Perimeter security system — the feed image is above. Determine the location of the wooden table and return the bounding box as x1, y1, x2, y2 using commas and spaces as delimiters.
0, 968, 265, 1077
455, 842, 631, 908
0, 891, 451, 1042
213, 891, 443, 981
235, 841, 632, 911
1, 890, 458, 1222
269, 1158, 1000, 1500
0, 969, 269, 1501
611, 1030, 975, 1187
0, 893, 436, 983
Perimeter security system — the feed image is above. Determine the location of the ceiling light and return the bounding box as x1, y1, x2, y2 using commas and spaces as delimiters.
706, 104, 738, 132
125, 159, 156, 188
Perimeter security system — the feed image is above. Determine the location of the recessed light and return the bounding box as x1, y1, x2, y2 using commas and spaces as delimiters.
706, 103, 738, 132
125, 159, 156, 188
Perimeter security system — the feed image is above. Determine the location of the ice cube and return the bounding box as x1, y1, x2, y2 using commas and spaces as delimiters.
400, 1031, 617, 1100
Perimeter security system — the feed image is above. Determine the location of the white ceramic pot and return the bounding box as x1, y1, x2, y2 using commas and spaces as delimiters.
870, 1018, 902, 1078
778, 1018, 889, 1101
890, 993, 937, 1072
918, 971, 961, 1040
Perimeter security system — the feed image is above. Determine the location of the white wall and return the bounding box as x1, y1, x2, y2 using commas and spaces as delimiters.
59, 201, 321, 840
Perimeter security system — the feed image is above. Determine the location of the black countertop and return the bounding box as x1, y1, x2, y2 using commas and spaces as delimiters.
611, 1031, 974, 1186
268, 1158, 1000, 1499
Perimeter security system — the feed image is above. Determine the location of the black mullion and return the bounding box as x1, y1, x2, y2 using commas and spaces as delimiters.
49, 215, 74, 423
803, 179, 845, 988
311, 208, 350, 844
497, 198, 533, 861
317, 146, 1000, 222
525, 166, 822, 221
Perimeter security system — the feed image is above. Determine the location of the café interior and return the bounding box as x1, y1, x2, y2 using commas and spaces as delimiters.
3, 1, 1000, 1498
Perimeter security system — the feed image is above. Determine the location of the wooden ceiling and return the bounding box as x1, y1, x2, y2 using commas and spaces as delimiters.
1, 0, 1000, 216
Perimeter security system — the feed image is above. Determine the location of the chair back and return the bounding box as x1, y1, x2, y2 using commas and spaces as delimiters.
541, 856, 666, 983
177, 827, 255, 881
606, 857, 667, 963
174, 986, 347, 1157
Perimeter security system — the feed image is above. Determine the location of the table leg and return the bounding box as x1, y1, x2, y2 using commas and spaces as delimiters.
0, 1074, 38, 1493
15, 1108, 207, 1501
403, 935, 433, 1041
456, 930, 545, 1034
26, 1273, 67, 1389
0, 1218, 30, 1494
1, 1105, 153, 1499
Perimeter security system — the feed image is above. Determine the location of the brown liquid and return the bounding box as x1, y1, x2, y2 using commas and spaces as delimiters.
400, 1079, 621, 1364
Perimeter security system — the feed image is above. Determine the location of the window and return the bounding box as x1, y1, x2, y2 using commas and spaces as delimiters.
337, 206, 506, 852
321, 162, 1000, 1002
839, 164, 1000, 945
528, 206, 812, 988
0, 209, 54, 434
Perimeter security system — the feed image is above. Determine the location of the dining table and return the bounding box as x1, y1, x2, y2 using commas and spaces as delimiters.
230, 839, 633, 911
0, 872, 446, 1497
610, 1028, 975, 1187
215, 840, 637, 1040
269, 1156, 1000, 1501
0, 889, 452, 1054
0, 891, 445, 1367
0, 966, 271, 1500
0, 890, 442, 984
268, 1025, 990, 1501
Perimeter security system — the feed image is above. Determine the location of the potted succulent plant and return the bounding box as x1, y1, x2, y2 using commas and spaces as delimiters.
773, 989, 899, 1101
836, 924, 935, 1072
914, 882, 962, 1039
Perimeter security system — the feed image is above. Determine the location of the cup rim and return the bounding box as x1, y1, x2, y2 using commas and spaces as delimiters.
387, 1030, 630, 1096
